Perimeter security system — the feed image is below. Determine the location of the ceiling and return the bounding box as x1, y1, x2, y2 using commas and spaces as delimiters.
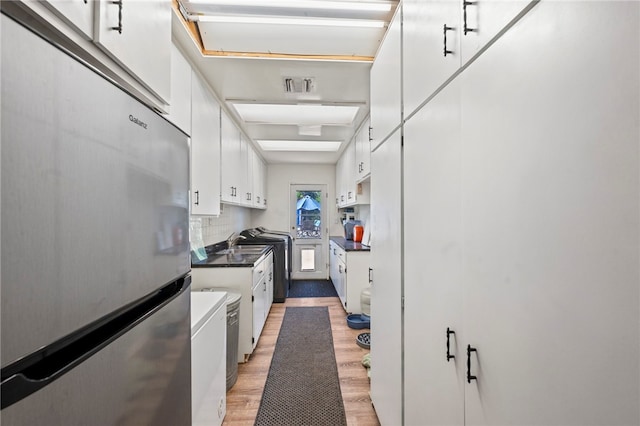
172, 0, 398, 164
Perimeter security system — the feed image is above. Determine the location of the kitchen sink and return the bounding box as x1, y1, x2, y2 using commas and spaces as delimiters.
215, 246, 268, 255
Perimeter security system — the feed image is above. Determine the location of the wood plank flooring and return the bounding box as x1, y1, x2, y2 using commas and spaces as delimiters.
223, 297, 380, 426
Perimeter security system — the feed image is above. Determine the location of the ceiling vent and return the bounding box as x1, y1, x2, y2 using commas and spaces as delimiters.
283, 77, 316, 93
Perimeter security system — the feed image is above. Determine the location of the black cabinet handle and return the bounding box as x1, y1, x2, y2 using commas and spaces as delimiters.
463, 0, 478, 35
368, 268, 373, 283
446, 328, 455, 361
110, 0, 123, 34
194, 190, 200, 206
467, 344, 477, 383
368, 126, 373, 142
443, 24, 454, 56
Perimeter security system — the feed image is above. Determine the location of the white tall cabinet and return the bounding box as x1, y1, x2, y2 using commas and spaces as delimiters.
372, 0, 640, 425
370, 130, 403, 426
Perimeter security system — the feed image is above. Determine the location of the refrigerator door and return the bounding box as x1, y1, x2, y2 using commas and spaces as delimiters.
1, 16, 190, 366
1, 282, 192, 425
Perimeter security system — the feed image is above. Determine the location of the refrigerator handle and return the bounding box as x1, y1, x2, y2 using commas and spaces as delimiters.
0, 276, 190, 410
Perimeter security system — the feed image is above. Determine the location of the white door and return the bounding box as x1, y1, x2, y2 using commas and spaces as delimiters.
290, 185, 327, 280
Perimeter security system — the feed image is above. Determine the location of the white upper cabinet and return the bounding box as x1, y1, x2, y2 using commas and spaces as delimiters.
42, 0, 94, 39
370, 5, 402, 150
220, 112, 266, 210
403, 0, 461, 117
93, 0, 171, 103
237, 134, 250, 206
403, 0, 536, 117
190, 73, 220, 216
251, 151, 266, 209
167, 44, 192, 135
459, 0, 535, 64
220, 111, 241, 204
355, 117, 371, 181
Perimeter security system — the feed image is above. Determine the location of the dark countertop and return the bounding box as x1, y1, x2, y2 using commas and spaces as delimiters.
330, 236, 370, 252
191, 244, 273, 268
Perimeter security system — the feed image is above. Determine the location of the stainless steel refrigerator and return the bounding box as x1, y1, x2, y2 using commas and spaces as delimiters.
1, 13, 191, 425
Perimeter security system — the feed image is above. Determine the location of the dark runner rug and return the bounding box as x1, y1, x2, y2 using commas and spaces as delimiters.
254, 307, 347, 426
288, 280, 339, 298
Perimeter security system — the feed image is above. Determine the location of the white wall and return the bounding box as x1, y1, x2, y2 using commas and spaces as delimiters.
190, 204, 252, 248
251, 164, 344, 237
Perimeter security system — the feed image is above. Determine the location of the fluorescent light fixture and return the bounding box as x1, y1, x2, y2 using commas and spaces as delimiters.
233, 103, 359, 126
188, 0, 393, 12
257, 140, 343, 151
197, 15, 385, 28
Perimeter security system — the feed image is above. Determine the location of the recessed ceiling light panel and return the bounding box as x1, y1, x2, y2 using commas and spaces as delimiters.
233, 103, 359, 126
257, 140, 342, 151
188, 0, 393, 12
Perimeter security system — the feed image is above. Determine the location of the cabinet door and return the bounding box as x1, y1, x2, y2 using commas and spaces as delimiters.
266, 261, 274, 308
221, 111, 240, 203
93, 0, 171, 103
369, 130, 403, 426
337, 259, 347, 309
329, 243, 338, 287
461, 2, 639, 424
42, 0, 94, 39
167, 43, 191, 135
404, 80, 464, 425
190, 74, 220, 216
252, 278, 266, 349
403, 0, 460, 117
459, 0, 536, 65
356, 117, 371, 179
336, 154, 345, 207
238, 135, 250, 206
344, 140, 356, 205
370, 6, 402, 150
251, 152, 265, 208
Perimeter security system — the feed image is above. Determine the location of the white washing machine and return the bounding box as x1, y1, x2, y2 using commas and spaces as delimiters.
191, 291, 227, 426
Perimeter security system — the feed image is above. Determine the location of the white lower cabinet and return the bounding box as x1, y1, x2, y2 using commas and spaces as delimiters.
329, 240, 370, 314
191, 292, 227, 426
401, 2, 640, 425
191, 252, 274, 363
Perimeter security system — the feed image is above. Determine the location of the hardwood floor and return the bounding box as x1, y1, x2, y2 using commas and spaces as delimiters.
223, 297, 380, 426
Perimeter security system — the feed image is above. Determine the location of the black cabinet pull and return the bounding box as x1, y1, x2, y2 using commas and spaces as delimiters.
446, 328, 456, 361
110, 0, 123, 34
368, 126, 373, 142
443, 25, 454, 56
463, 0, 478, 35
368, 267, 373, 283
194, 190, 200, 206
467, 344, 477, 383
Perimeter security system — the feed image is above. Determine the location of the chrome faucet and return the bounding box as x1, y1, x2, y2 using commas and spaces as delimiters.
226, 232, 247, 248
